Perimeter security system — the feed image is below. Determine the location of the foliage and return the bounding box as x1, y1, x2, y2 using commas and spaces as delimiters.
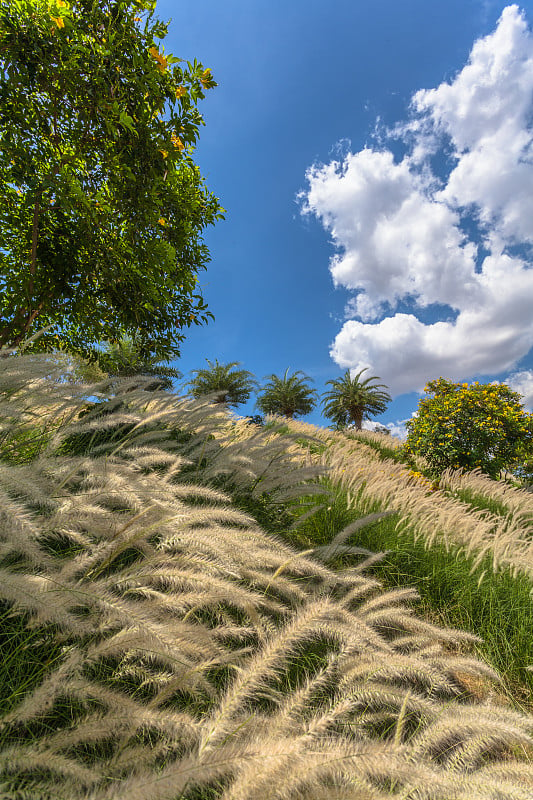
256, 367, 317, 419
515, 439, 533, 487
61, 352, 108, 383
97, 334, 181, 389
0, 0, 223, 360
321, 368, 391, 430
404, 378, 533, 479
243, 414, 264, 426
187, 359, 258, 407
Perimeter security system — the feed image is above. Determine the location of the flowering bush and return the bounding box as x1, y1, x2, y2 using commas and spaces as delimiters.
404, 378, 533, 479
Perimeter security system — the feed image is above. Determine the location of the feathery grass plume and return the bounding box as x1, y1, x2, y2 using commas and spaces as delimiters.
0, 746, 100, 789
282, 416, 533, 584
1, 354, 533, 799
198, 597, 359, 755
310, 512, 395, 564
217, 737, 409, 800
347, 428, 403, 460
438, 466, 533, 523
410, 702, 533, 762
0, 485, 58, 567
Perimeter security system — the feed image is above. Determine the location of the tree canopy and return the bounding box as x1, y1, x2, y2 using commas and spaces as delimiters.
187, 359, 258, 408
404, 378, 533, 479
321, 369, 391, 430
98, 335, 181, 389
256, 368, 317, 419
0, 0, 223, 359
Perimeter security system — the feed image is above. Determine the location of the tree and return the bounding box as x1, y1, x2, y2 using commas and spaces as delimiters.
98, 335, 181, 389
187, 359, 258, 408
243, 414, 264, 427
321, 368, 391, 430
404, 378, 533, 479
256, 368, 317, 419
0, 0, 223, 360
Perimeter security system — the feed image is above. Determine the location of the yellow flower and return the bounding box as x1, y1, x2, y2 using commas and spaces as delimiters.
158, 217, 166, 226
149, 47, 167, 72
200, 67, 212, 87
175, 85, 187, 99
51, 15, 64, 27
158, 149, 168, 159
170, 132, 184, 150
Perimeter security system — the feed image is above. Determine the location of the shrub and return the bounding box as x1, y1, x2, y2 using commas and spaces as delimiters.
404, 378, 533, 479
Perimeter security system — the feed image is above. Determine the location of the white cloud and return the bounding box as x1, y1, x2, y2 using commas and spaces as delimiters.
413, 6, 533, 152
414, 5, 533, 243
330, 251, 533, 395
505, 370, 533, 410
362, 418, 408, 440
301, 149, 479, 321
300, 5, 533, 398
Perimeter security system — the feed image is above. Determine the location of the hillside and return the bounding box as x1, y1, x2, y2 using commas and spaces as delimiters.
1, 355, 533, 800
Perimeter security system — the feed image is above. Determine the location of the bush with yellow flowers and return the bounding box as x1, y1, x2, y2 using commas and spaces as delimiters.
404, 378, 533, 480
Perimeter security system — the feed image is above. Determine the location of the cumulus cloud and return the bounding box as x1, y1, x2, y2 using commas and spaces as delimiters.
415, 5, 533, 243
300, 5, 533, 397
301, 149, 479, 321
506, 370, 533, 410
362, 418, 409, 440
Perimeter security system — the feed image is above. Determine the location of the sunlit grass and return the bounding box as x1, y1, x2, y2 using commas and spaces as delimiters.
284, 476, 533, 711
2, 368, 533, 798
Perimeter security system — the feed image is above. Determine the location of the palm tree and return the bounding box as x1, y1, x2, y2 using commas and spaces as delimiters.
187, 359, 258, 408
99, 336, 182, 390
256, 368, 318, 419
321, 368, 391, 430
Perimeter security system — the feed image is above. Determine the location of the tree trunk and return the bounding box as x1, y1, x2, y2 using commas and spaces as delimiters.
0, 189, 44, 352
353, 408, 363, 430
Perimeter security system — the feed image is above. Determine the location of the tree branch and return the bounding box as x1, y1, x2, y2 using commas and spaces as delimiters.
29, 189, 42, 298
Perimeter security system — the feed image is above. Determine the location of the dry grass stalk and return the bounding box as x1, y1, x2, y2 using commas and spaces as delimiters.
439, 466, 533, 523
281, 417, 533, 584
0, 357, 532, 799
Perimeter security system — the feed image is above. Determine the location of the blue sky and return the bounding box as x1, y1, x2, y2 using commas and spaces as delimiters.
156, 0, 533, 434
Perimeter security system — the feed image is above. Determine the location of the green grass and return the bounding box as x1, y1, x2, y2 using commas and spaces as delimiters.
0, 603, 66, 716
283, 477, 533, 711
2, 412, 533, 788
342, 431, 409, 466
205, 427, 533, 712
440, 485, 520, 520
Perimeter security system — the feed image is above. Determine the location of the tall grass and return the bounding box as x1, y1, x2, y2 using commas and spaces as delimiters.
438, 466, 533, 523
1, 357, 533, 799
281, 417, 533, 583
258, 418, 533, 704
287, 478, 533, 707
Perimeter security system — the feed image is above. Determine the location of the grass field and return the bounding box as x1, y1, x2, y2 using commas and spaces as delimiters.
1, 356, 533, 799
